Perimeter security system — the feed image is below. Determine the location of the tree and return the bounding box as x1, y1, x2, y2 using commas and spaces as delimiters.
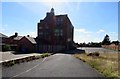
112, 40, 119, 45
102, 34, 111, 45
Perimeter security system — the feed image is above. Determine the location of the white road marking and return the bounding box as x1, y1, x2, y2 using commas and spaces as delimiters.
9, 58, 47, 79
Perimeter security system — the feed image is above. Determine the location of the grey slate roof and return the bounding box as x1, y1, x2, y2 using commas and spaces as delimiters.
14, 36, 23, 40
0, 33, 8, 38
25, 36, 36, 44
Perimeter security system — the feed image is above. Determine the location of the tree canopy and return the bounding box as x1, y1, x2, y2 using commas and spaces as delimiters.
102, 34, 111, 45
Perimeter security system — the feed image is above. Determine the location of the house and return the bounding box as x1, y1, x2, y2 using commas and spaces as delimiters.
2, 32, 37, 52
0, 33, 8, 51
0, 33, 8, 45
5, 32, 23, 51
37, 8, 75, 52
111, 41, 119, 45
17, 36, 37, 52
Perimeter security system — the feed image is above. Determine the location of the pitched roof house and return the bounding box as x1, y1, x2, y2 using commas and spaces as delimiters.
5, 33, 23, 51
17, 36, 37, 52
0, 33, 8, 45
0, 33, 8, 51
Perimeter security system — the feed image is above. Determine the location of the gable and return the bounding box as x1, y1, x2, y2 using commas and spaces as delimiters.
19, 37, 36, 45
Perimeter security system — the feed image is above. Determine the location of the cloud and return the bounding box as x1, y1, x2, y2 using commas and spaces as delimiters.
109, 32, 117, 35
74, 28, 93, 43
74, 28, 118, 43
97, 29, 105, 34
75, 28, 92, 34
29, 31, 37, 37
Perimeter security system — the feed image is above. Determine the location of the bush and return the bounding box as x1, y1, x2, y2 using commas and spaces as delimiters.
41, 53, 49, 58
15, 59, 20, 64
44, 53, 49, 57
2, 54, 51, 67
2, 45, 11, 51
87, 52, 100, 56
94, 52, 100, 56
9, 60, 15, 66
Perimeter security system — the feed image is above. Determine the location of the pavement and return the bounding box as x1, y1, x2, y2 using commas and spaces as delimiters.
2, 53, 104, 78
0, 51, 41, 63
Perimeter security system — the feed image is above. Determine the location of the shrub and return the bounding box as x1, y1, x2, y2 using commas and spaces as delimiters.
2, 45, 11, 51
41, 55, 45, 58
87, 52, 100, 56
44, 53, 49, 57
41, 53, 49, 58
9, 60, 15, 66
15, 59, 20, 64
94, 52, 100, 56
2, 62, 8, 66
87, 53, 93, 56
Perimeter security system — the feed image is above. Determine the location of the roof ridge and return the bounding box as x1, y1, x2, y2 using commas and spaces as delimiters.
0, 33, 8, 38
24, 36, 36, 44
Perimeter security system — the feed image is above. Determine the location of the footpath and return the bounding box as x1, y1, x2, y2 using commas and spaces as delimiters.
0, 51, 41, 64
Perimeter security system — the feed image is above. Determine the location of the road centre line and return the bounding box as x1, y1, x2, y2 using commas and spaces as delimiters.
9, 58, 47, 79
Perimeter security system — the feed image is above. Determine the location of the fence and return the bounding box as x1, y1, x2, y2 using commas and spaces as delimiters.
102, 44, 120, 51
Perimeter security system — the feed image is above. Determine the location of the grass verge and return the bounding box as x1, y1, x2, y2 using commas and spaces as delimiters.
74, 52, 119, 79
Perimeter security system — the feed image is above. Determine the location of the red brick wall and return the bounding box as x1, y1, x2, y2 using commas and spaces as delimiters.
37, 10, 74, 52
18, 37, 36, 52
102, 44, 120, 51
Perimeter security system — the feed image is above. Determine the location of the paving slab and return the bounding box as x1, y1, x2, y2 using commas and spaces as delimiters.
0, 51, 41, 63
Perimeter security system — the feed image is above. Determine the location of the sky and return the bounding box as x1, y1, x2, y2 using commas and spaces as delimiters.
1, 1, 119, 43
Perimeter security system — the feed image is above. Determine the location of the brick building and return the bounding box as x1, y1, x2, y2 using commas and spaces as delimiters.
0, 33, 8, 51
17, 36, 37, 53
37, 8, 75, 52
2, 33, 36, 52
5, 33, 23, 51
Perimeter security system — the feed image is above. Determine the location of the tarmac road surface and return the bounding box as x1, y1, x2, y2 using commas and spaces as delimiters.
2, 53, 104, 78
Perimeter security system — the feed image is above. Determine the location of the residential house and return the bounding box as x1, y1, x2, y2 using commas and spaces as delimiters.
5, 32, 23, 51
0, 33, 8, 51
17, 36, 37, 52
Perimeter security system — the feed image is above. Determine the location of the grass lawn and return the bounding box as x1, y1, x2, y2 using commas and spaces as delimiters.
74, 52, 119, 79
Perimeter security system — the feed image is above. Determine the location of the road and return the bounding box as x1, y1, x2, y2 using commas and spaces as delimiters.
2, 54, 104, 78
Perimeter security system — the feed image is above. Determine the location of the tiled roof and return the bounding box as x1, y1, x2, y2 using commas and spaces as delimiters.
14, 36, 23, 40
0, 33, 8, 38
25, 36, 36, 44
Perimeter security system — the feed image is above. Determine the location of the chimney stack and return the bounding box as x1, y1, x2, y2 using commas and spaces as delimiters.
27, 35, 30, 37
15, 32, 18, 37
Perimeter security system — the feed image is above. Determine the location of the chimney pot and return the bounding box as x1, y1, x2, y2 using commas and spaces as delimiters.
15, 32, 18, 37
27, 35, 30, 37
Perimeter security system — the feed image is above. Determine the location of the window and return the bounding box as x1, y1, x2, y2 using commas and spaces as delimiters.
60, 18, 63, 22
46, 26, 49, 29
45, 24, 49, 29
39, 26, 42, 29
56, 18, 63, 26
54, 29, 59, 36
60, 30, 63, 36
57, 18, 63, 22
39, 32, 43, 35
54, 29, 63, 36
54, 29, 59, 33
